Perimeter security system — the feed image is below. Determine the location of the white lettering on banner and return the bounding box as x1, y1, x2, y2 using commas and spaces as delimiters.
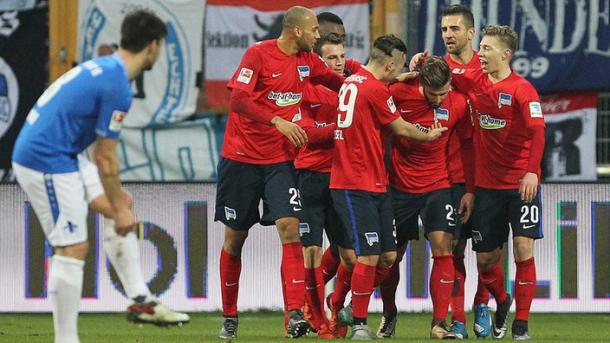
2, 183, 610, 311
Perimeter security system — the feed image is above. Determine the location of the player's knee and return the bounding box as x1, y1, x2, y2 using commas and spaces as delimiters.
275, 217, 300, 242
303, 245, 322, 258
379, 251, 397, 267
223, 227, 248, 254
340, 252, 357, 269
513, 241, 534, 261
476, 251, 498, 271
56, 241, 89, 260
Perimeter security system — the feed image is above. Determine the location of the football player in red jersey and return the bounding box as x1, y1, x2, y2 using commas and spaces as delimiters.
441, 4, 494, 339
214, 6, 345, 339
450, 25, 545, 341
294, 33, 353, 339
330, 35, 447, 339
378, 56, 474, 339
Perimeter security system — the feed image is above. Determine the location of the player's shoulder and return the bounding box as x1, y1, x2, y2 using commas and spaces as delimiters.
509, 72, 538, 96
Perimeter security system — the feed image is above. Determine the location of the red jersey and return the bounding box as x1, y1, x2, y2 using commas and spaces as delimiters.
330, 68, 399, 193
345, 58, 362, 76
389, 79, 472, 193
444, 52, 480, 184
294, 83, 338, 173
452, 70, 545, 189
222, 40, 336, 164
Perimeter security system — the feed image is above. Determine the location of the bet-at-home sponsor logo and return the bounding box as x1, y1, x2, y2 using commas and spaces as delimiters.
267, 91, 302, 106
478, 114, 506, 129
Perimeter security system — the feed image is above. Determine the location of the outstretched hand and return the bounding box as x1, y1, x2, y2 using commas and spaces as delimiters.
426, 121, 448, 141
409, 49, 429, 71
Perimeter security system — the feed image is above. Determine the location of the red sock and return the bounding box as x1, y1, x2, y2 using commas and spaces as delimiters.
281, 268, 288, 335
451, 255, 466, 324
474, 273, 491, 306
374, 265, 392, 288
305, 267, 328, 328
351, 262, 376, 320
430, 255, 455, 321
515, 257, 536, 321
479, 257, 508, 305
380, 262, 400, 314
321, 248, 340, 284
330, 263, 352, 310
220, 249, 241, 317
282, 242, 305, 311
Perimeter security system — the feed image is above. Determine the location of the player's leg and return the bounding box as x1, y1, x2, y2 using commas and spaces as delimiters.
320, 244, 340, 284
14, 163, 87, 343
80, 156, 189, 326
448, 184, 469, 337
261, 162, 309, 338
472, 188, 512, 339
508, 188, 543, 340
214, 158, 264, 339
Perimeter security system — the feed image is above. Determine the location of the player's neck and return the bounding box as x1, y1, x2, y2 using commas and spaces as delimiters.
363, 64, 385, 82
487, 64, 512, 84
277, 35, 299, 56
449, 48, 474, 65
117, 49, 144, 81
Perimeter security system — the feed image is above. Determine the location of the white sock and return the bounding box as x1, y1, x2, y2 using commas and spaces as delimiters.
103, 217, 152, 302
49, 255, 84, 343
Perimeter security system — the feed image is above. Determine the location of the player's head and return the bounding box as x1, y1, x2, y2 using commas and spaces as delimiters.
479, 25, 518, 74
441, 4, 475, 55
283, 6, 320, 51
120, 9, 167, 71
369, 35, 407, 82
317, 12, 346, 42
314, 33, 345, 75
418, 56, 451, 108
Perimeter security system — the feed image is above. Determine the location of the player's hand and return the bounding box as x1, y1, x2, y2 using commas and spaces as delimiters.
395, 71, 419, 82
114, 207, 137, 236
409, 50, 429, 71
519, 172, 538, 203
458, 192, 474, 224
426, 121, 448, 141
271, 116, 308, 147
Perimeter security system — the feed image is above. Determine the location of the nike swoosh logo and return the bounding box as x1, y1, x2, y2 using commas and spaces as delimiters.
292, 279, 305, 284
305, 284, 320, 290
518, 280, 534, 285
352, 291, 372, 296
310, 104, 322, 108
225, 282, 238, 287
272, 73, 282, 77
400, 109, 412, 113
440, 279, 454, 284
293, 207, 302, 211
523, 224, 536, 229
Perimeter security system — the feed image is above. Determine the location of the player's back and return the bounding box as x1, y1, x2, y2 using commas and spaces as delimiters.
12, 54, 131, 173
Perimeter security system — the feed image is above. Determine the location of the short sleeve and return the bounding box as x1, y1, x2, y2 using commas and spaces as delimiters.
95, 78, 131, 140
370, 84, 400, 126
515, 81, 545, 129
226, 46, 262, 94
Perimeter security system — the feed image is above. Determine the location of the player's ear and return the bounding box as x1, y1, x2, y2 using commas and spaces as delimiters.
467, 27, 475, 41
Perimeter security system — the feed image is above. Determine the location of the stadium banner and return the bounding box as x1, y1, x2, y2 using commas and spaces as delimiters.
77, 0, 205, 128
1, 183, 609, 312
0, 5, 48, 179
418, 1, 610, 93
204, 0, 369, 109
542, 92, 597, 181
116, 115, 224, 182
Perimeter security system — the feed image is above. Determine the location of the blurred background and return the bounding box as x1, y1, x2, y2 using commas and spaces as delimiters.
0, 0, 608, 314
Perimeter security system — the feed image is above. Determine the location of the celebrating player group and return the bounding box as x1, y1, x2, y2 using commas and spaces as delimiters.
215, 3, 544, 341
11, 3, 544, 343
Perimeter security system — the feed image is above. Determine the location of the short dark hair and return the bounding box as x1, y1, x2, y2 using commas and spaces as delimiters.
120, 10, 167, 52
370, 34, 407, 62
482, 24, 518, 52
314, 32, 343, 55
419, 56, 451, 89
442, 4, 474, 28
317, 12, 343, 25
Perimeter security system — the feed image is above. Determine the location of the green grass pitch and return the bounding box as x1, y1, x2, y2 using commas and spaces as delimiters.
0, 312, 608, 342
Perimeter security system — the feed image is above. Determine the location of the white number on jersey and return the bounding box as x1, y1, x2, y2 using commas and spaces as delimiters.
337, 83, 358, 128
36, 66, 83, 107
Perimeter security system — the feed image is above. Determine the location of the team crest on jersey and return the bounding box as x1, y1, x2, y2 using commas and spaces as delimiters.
498, 92, 512, 108
297, 65, 310, 81
299, 223, 310, 236
387, 96, 397, 112
108, 111, 126, 132
365, 232, 379, 246
529, 102, 543, 118
478, 113, 506, 129
237, 67, 254, 84
434, 108, 449, 121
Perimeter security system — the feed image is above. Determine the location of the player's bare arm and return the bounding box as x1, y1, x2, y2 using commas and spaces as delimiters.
93, 136, 136, 235
387, 117, 447, 141
270, 116, 308, 147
